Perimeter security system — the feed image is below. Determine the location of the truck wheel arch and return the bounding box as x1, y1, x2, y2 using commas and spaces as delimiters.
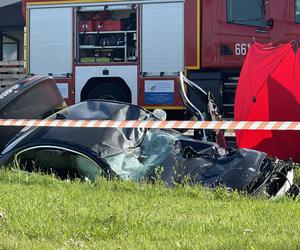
80, 77, 132, 103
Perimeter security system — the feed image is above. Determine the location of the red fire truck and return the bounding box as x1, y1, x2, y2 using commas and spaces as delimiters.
22, 0, 300, 118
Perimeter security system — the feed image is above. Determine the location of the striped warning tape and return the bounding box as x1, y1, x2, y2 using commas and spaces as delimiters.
0, 119, 300, 130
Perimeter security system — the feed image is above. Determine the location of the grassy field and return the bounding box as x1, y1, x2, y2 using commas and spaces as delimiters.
0, 170, 300, 249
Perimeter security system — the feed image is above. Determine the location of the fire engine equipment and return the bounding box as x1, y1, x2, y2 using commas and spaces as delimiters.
79, 20, 93, 32
122, 12, 136, 30
235, 41, 300, 162
94, 20, 104, 31
95, 35, 125, 47
82, 34, 96, 45
102, 20, 122, 31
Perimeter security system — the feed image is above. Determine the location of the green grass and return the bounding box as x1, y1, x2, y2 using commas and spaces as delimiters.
0, 170, 300, 249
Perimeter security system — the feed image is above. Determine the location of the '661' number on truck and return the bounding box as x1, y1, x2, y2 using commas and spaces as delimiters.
235, 43, 251, 56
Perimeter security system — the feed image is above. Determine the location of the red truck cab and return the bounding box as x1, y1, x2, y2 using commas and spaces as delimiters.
201, 0, 300, 68
186, 0, 300, 119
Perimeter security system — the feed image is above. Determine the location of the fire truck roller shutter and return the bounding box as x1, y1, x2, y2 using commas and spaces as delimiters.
141, 1, 184, 76
29, 7, 72, 76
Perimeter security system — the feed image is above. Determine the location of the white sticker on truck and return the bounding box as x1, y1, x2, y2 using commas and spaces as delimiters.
145, 80, 174, 93
144, 80, 174, 105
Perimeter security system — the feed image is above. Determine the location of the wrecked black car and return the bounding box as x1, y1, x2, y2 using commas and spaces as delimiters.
0, 99, 295, 197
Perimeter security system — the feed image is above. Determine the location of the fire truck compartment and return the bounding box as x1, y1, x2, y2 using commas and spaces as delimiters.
141, 1, 184, 76
29, 7, 73, 77
77, 6, 137, 64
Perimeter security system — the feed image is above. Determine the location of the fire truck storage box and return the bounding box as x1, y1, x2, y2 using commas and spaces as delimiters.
80, 57, 97, 63
80, 57, 111, 63
81, 34, 96, 45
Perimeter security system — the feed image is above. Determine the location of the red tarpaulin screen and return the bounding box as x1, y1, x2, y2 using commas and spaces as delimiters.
235, 41, 300, 162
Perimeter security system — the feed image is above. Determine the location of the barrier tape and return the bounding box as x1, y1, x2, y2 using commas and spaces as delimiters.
0, 119, 300, 130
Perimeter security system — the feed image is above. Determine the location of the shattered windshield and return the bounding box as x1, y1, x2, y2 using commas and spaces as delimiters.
105, 129, 182, 180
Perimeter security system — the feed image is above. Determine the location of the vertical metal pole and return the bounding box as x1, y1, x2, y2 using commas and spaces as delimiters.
75, 8, 79, 63
0, 31, 3, 61
17, 40, 20, 61
124, 31, 127, 62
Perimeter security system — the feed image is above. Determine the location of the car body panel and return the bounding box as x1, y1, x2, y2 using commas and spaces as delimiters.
0, 75, 66, 151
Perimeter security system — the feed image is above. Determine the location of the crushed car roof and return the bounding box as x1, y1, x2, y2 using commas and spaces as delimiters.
2, 100, 154, 158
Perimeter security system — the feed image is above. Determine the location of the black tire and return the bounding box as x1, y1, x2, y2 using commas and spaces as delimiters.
87, 83, 130, 103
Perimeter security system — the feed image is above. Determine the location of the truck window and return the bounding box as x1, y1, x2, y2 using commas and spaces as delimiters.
227, 0, 266, 27
77, 8, 137, 64
296, 0, 300, 23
